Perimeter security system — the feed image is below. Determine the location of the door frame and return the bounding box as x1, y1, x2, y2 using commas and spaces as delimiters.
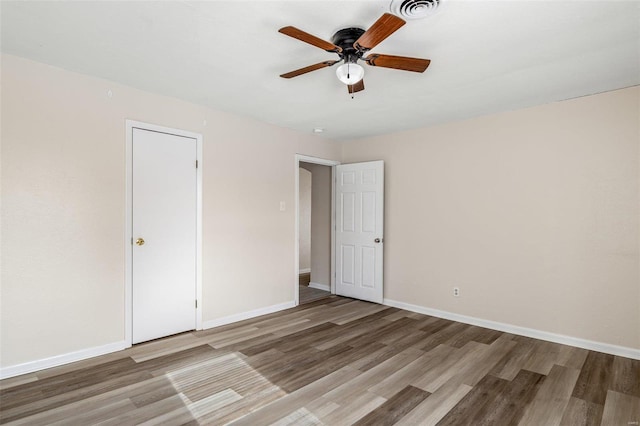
294, 154, 340, 306
125, 120, 203, 347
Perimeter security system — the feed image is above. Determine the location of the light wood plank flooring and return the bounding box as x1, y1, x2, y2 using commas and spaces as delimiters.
1, 296, 638, 425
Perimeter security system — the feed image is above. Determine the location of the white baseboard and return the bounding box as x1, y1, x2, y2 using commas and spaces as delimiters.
299, 268, 311, 274
202, 301, 296, 330
308, 282, 330, 292
383, 298, 640, 360
0, 340, 127, 380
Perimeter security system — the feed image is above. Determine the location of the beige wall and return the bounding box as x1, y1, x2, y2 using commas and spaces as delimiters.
298, 168, 311, 271
300, 162, 332, 287
342, 86, 640, 350
2, 52, 638, 371
0, 54, 341, 368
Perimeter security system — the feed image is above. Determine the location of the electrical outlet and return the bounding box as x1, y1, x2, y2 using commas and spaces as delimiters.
453, 287, 460, 297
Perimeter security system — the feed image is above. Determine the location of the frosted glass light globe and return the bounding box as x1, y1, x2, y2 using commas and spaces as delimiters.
335, 62, 364, 85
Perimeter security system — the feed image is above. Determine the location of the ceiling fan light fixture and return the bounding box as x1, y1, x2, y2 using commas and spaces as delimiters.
335, 62, 364, 85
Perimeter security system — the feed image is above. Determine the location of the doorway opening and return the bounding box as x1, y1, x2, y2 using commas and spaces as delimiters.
295, 155, 340, 305
299, 163, 330, 304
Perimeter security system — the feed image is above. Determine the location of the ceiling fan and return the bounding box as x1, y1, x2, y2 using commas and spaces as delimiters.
278, 13, 431, 95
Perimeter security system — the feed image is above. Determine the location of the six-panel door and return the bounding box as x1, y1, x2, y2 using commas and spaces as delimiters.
335, 161, 384, 303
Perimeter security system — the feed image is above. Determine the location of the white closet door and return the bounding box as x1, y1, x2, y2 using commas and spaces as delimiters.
132, 128, 197, 344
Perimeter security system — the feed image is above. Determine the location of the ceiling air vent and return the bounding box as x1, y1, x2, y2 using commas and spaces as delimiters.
390, 0, 444, 20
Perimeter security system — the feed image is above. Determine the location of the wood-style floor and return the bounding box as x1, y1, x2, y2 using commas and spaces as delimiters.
1, 297, 638, 425
299, 273, 311, 287
299, 285, 331, 305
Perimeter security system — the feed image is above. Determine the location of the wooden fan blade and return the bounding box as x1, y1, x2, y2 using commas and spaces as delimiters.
279, 26, 342, 53
348, 79, 365, 94
364, 54, 431, 73
280, 60, 339, 79
354, 13, 405, 52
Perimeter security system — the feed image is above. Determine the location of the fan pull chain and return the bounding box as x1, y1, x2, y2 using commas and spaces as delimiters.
348, 63, 354, 99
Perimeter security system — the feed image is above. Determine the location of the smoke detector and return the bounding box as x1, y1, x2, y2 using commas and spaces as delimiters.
390, 0, 445, 20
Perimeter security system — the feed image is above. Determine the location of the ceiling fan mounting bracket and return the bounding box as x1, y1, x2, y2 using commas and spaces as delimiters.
331, 27, 366, 62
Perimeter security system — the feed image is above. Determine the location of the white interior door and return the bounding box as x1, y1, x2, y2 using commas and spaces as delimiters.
132, 128, 197, 344
335, 161, 384, 303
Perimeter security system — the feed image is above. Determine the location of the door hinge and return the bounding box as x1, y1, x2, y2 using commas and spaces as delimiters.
195, 300, 198, 308
195, 160, 198, 168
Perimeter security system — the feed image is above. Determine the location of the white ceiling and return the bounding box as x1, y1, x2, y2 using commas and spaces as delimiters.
2, 1, 639, 141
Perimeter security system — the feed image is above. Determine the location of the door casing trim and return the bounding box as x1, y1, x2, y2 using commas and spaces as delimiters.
125, 120, 203, 347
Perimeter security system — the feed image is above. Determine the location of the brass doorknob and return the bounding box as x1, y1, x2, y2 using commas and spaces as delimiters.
135, 238, 145, 246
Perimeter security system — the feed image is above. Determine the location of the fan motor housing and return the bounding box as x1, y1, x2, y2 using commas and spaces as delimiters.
331, 27, 366, 61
